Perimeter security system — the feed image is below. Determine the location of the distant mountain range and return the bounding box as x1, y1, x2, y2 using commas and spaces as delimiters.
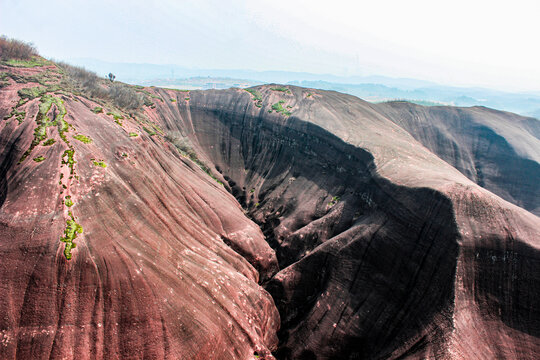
67, 57, 540, 118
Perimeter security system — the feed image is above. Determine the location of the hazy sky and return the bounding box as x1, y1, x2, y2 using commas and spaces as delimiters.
1, 0, 539, 92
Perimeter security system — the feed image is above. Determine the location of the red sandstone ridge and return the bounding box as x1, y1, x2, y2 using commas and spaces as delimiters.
1, 54, 539, 360
0, 61, 279, 359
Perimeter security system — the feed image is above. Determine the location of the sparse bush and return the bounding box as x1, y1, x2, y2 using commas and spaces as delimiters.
56, 61, 107, 98
270, 86, 291, 94
0, 36, 38, 60
270, 100, 292, 116
108, 83, 143, 110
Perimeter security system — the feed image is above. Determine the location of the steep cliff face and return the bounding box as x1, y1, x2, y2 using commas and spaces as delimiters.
378, 102, 540, 216
150, 86, 540, 359
1, 61, 539, 360
0, 64, 279, 359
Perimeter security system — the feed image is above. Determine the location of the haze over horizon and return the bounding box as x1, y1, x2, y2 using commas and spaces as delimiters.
1, 0, 539, 93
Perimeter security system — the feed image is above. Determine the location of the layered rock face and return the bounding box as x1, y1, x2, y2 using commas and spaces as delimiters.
0, 65, 279, 359
152, 86, 540, 359
378, 102, 540, 216
1, 62, 539, 360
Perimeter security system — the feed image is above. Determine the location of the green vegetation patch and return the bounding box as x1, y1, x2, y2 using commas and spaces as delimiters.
2, 56, 49, 68
19, 94, 66, 163
73, 134, 92, 144
64, 195, 73, 207
328, 196, 340, 207
244, 88, 263, 108
0, 72, 9, 87
61, 149, 76, 174
33, 155, 45, 162
270, 100, 292, 116
106, 111, 124, 125
143, 126, 156, 136
3, 108, 26, 124
60, 212, 82, 260
170, 98, 177, 102
92, 106, 103, 113
92, 160, 107, 168
106, 111, 124, 120
43, 138, 56, 146
18, 86, 47, 100
270, 86, 292, 94
128, 132, 139, 137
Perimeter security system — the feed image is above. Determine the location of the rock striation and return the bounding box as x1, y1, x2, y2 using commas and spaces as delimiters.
0, 61, 539, 359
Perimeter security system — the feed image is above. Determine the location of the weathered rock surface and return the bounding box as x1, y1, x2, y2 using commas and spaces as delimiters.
378, 102, 540, 216
0, 65, 279, 359
1, 62, 539, 360
151, 86, 540, 359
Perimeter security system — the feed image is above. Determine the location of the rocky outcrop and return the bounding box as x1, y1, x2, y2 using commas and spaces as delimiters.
378, 102, 540, 216
0, 65, 279, 359
151, 85, 540, 359
1, 62, 539, 360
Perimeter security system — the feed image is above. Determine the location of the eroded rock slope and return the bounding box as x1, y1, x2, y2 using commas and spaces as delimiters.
0, 64, 279, 359
150, 85, 540, 359
1, 60, 539, 360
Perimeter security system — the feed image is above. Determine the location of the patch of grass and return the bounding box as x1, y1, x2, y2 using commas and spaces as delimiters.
1, 56, 49, 68
270, 100, 292, 116
106, 111, 123, 126
3, 108, 26, 123
143, 126, 156, 136
73, 134, 92, 144
185, 97, 190, 101
170, 98, 176, 102
33, 155, 45, 162
92, 106, 103, 113
19, 94, 65, 163
106, 111, 123, 120
18, 86, 47, 100
271, 86, 291, 94
128, 132, 138, 137
43, 138, 56, 146
244, 88, 263, 108
328, 196, 340, 207
61, 149, 76, 174
0, 72, 10, 87
64, 195, 73, 207
92, 160, 107, 168
60, 212, 82, 260
306, 93, 312, 98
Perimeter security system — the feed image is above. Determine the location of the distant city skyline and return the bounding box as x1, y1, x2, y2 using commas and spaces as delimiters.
1, 0, 539, 92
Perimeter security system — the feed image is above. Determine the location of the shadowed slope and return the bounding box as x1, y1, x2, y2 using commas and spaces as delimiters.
151, 85, 540, 359
378, 102, 540, 215
1, 58, 539, 360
